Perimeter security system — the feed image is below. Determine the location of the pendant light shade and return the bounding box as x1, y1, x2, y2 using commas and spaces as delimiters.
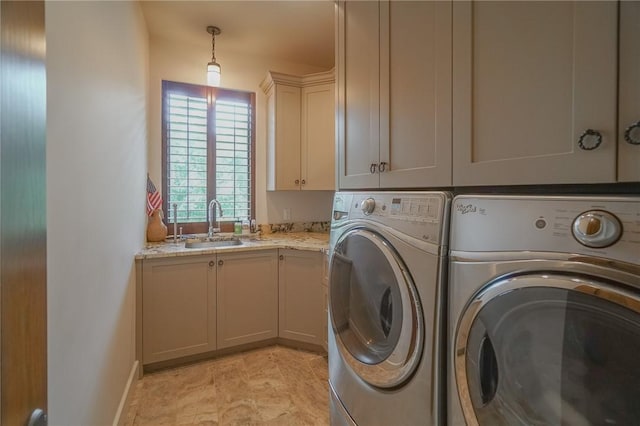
206, 26, 222, 87
207, 61, 221, 87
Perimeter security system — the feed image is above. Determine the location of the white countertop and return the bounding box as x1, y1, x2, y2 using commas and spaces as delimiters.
135, 232, 329, 260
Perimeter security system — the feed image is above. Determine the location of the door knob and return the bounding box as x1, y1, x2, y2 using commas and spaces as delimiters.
28, 409, 47, 426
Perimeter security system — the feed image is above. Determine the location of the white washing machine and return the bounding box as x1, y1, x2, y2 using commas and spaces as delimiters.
328, 191, 451, 426
448, 195, 640, 425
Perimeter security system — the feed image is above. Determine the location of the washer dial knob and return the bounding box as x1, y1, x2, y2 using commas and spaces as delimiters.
361, 198, 376, 215
572, 210, 622, 248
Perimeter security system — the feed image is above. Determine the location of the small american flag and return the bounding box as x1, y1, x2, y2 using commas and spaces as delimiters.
146, 175, 162, 216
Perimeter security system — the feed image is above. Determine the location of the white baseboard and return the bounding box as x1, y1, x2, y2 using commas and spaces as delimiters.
112, 360, 139, 426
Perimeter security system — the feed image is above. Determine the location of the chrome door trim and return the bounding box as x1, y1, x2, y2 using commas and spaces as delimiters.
330, 227, 424, 388
333, 219, 443, 256
454, 272, 640, 426
329, 381, 357, 426
450, 251, 640, 287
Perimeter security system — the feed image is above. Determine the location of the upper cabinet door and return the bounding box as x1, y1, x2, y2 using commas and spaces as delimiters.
452, 1, 618, 186
618, 1, 640, 182
379, 1, 452, 188
337, 0, 380, 189
274, 84, 302, 190
301, 83, 335, 190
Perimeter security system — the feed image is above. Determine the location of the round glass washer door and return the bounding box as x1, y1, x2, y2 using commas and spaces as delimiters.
455, 273, 640, 426
329, 227, 423, 388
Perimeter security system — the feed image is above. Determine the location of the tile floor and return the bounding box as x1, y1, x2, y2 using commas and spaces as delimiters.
125, 345, 329, 426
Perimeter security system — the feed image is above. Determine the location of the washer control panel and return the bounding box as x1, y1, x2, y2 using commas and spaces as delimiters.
572, 210, 622, 248
332, 192, 450, 246
450, 195, 640, 265
352, 194, 443, 222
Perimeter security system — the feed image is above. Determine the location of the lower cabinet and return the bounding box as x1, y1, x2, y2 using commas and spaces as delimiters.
142, 255, 217, 364
217, 250, 279, 349
278, 249, 323, 345
140, 248, 326, 367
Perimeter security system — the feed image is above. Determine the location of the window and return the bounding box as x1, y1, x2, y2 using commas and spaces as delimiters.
162, 80, 255, 234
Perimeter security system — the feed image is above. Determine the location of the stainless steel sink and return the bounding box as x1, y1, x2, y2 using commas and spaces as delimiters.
184, 239, 243, 249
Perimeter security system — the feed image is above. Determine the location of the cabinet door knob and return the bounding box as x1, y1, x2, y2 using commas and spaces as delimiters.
209, 260, 215, 267
370, 163, 378, 174
295, 179, 300, 185
624, 121, 640, 145
301, 179, 306, 185
577, 129, 603, 150
218, 260, 224, 266
279, 254, 284, 261
379, 162, 387, 172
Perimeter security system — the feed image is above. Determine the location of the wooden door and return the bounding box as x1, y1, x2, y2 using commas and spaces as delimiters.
0, 1, 48, 424
618, 1, 640, 182
142, 256, 217, 364
452, 1, 617, 186
216, 250, 278, 349
379, 1, 452, 188
301, 83, 335, 190
278, 250, 322, 345
337, 0, 380, 189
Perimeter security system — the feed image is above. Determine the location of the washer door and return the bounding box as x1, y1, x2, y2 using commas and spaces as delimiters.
329, 228, 423, 388
455, 273, 640, 426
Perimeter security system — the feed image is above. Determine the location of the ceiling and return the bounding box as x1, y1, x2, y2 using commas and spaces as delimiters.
140, 0, 335, 69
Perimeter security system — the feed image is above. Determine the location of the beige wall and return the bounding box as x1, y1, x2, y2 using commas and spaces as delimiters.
148, 36, 335, 224
46, 1, 148, 424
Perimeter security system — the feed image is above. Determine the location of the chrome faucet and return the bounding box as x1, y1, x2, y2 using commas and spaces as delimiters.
208, 199, 223, 238
172, 203, 178, 243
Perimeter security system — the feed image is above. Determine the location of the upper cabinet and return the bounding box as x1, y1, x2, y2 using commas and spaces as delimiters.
452, 1, 618, 185
261, 71, 335, 191
336, 1, 379, 189
336, 1, 452, 189
337, 0, 636, 189
618, 1, 640, 182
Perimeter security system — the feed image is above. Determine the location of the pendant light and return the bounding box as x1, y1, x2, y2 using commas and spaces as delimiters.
206, 25, 221, 87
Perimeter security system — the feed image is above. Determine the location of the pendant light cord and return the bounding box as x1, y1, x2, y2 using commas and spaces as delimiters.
211, 31, 216, 62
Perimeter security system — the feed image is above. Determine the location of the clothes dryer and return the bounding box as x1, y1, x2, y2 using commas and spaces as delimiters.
329, 191, 451, 426
448, 195, 640, 425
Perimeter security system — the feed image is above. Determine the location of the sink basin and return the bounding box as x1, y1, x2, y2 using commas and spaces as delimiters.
184, 239, 243, 249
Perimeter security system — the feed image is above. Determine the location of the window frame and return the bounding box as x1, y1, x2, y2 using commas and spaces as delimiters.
161, 80, 256, 234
